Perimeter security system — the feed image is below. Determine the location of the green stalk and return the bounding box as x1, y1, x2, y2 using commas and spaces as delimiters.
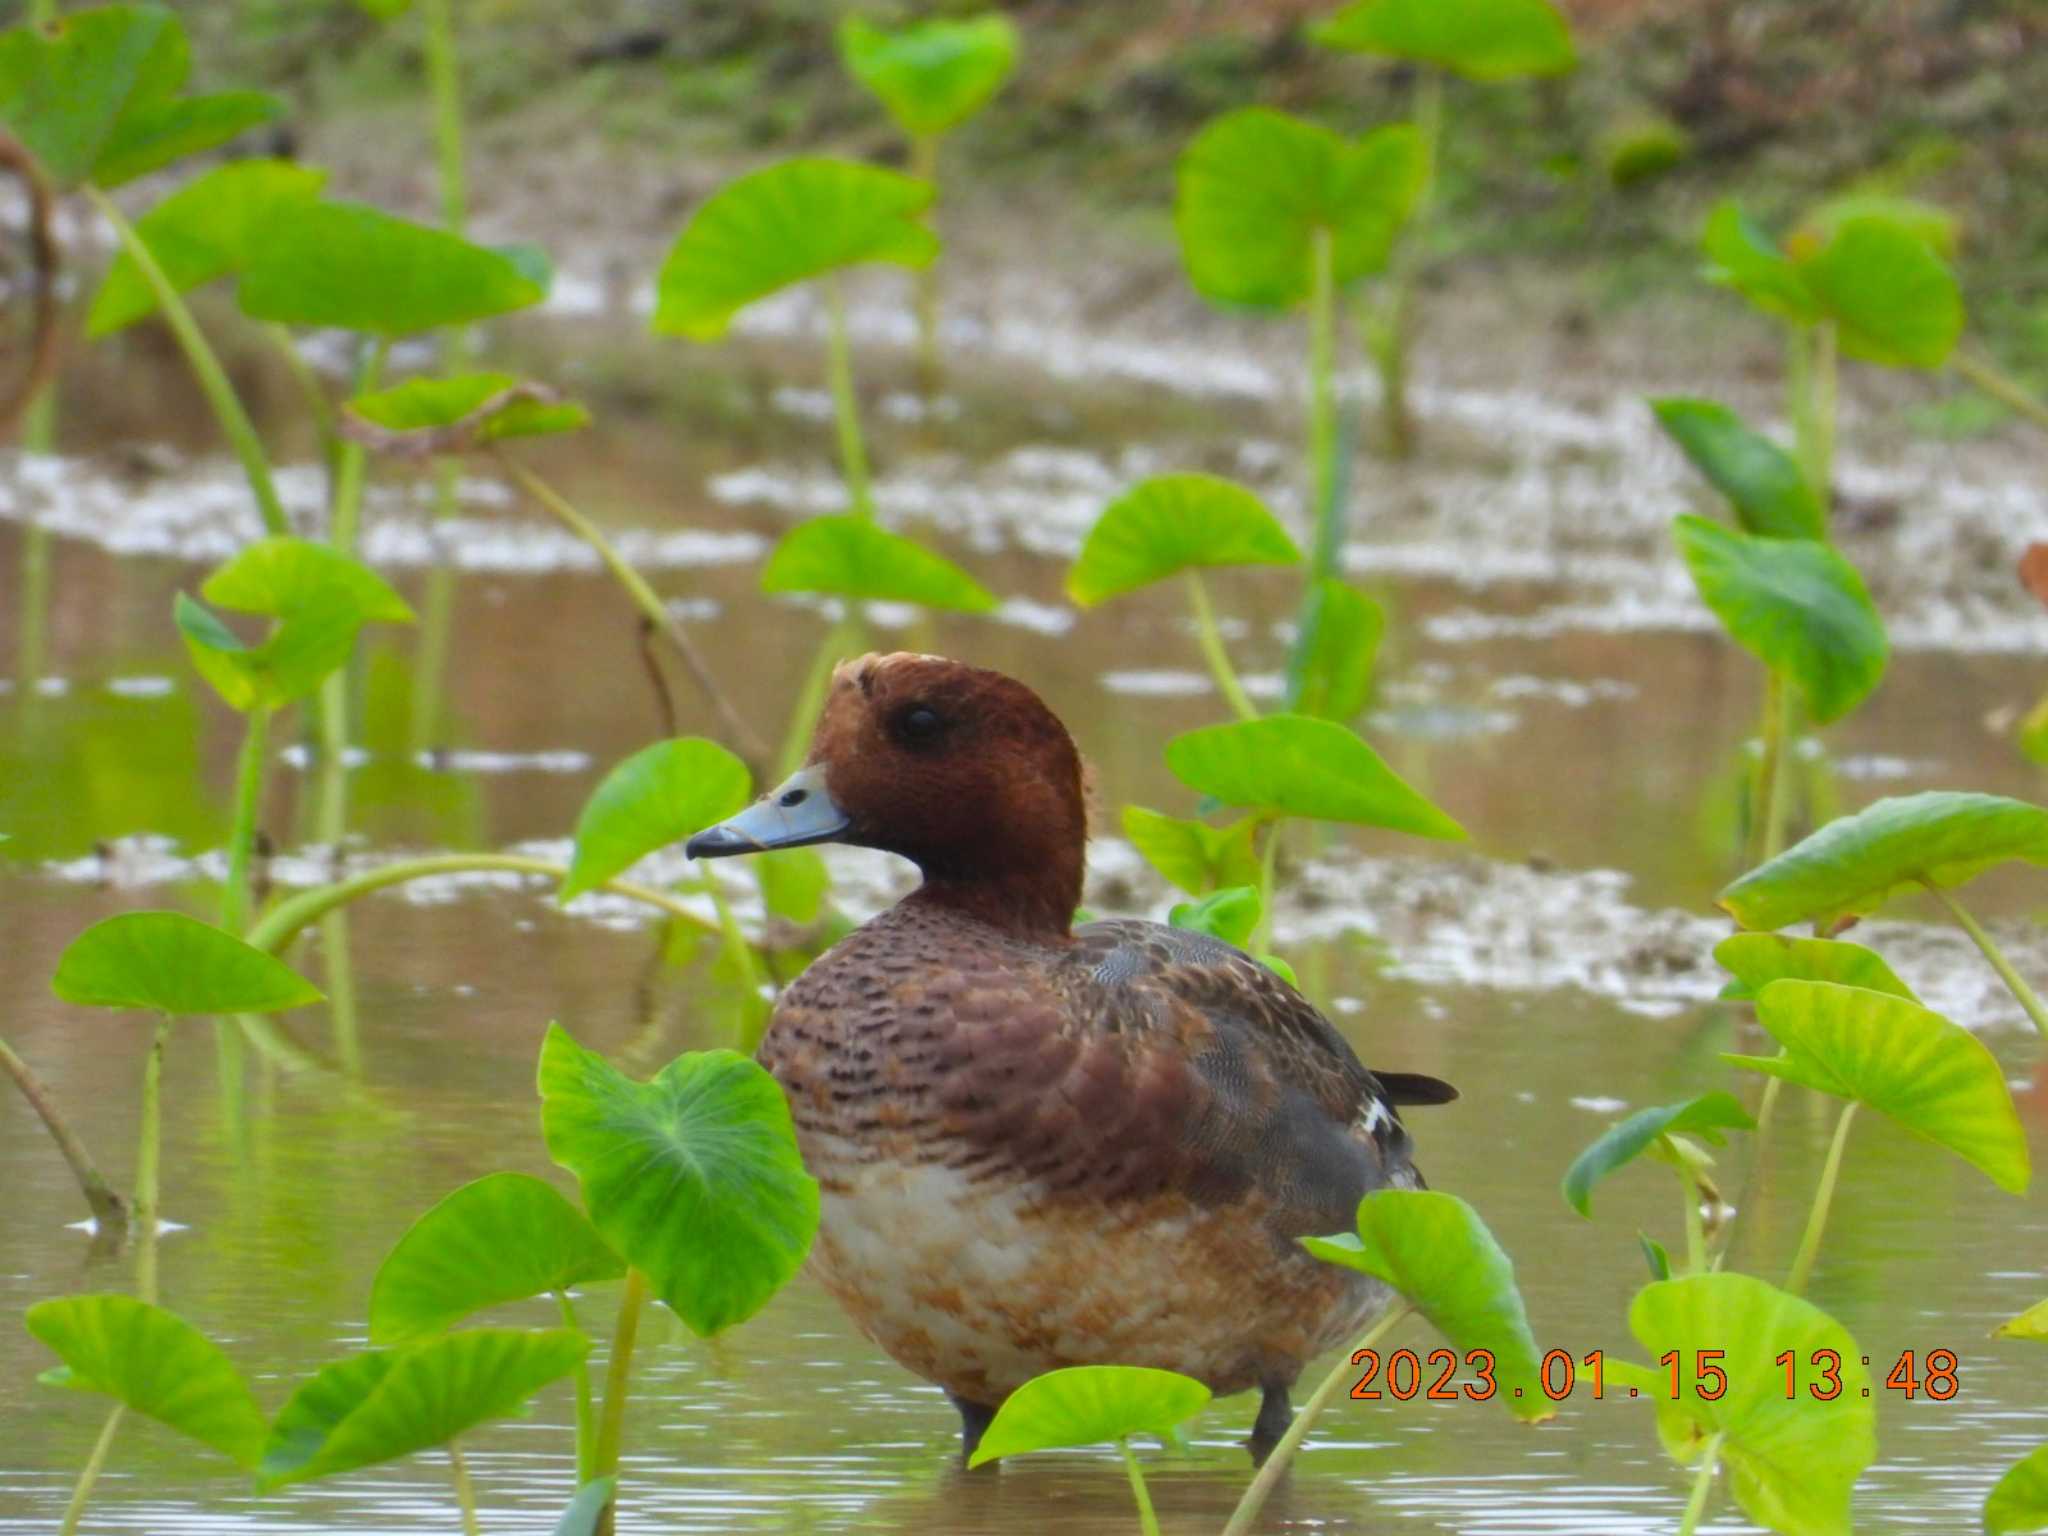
265, 324, 337, 471
134, 1016, 169, 1304
910, 133, 942, 392
1222, 1304, 1413, 1536
85, 187, 286, 535
321, 908, 363, 1076
1811, 322, 1836, 505
17, 519, 50, 690
1306, 225, 1339, 580
1675, 1432, 1725, 1536
243, 853, 719, 956
592, 1267, 650, 1536
1926, 884, 2048, 1038
556, 1290, 597, 1483
1950, 350, 2048, 435
315, 338, 388, 863
1784, 1101, 1857, 1295
823, 273, 874, 517
1680, 1163, 1706, 1276
59, 1406, 125, 1536
1788, 322, 1837, 523
421, 0, 468, 237
221, 708, 271, 936
700, 871, 768, 1036
1371, 66, 1441, 460
777, 618, 862, 777
447, 1441, 482, 1536
410, 552, 458, 752
1746, 669, 1790, 868
1116, 1439, 1161, 1536
1185, 572, 1259, 722
0, 1035, 127, 1230
1253, 821, 1281, 957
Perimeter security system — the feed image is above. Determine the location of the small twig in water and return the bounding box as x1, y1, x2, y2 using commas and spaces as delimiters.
0, 1034, 129, 1232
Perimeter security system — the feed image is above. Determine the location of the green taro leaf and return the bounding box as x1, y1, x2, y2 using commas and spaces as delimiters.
1168, 886, 1261, 949
355, 0, 412, 17
537, 1025, 820, 1337
760, 516, 996, 613
1119, 806, 1262, 897
1176, 109, 1425, 310
1650, 399, 1825, 541
1726, 980, 2028, 1194
1304, 1189, 1550, 1420
90, 159, 328, 336
178, 537, 414, 711
1629, 1273, 1873, 1535
1714, 934, 1916, 1002
1311, 0, 1575, 80
368, 1173, 624, 1346
1794, 193, 1959, 261
1986, 1446, 2048, 1535
1166, 714, 1464, 840
1562, 1092, 1755, 1216
551, 1477, 619, 1536
239, 202, 545, 336
26, 1294, 266, 1468
1702, 201, 1820, 325
969, 1365, 1210, 1467
0, 3, 185, 188
1996, 1299, 2048, 1342
1671, 515, 1886, 725
838, 13, 1018, 139
257, 1329, 587, 1491
52, 911, 322, 1014
1802, 215, 1965, 370
562, 738, 752, 902
345, 372, 590, 457
651, 159, 938, 341
1067, 473, 1299, 605
1288, 578, 1383, 720
89, 88, 280, 189
1720, 791, 2048, 930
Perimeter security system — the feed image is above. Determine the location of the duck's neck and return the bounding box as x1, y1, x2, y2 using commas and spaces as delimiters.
906, 853, 1082, 943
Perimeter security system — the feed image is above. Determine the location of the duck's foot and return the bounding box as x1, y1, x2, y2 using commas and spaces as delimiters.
952, 1392, 998, 1466
1249, 1382, 1293, 1467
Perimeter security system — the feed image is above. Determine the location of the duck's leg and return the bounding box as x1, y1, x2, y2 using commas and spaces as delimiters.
951, 1393, 998, 1464
1249, 1381, 1293, 1466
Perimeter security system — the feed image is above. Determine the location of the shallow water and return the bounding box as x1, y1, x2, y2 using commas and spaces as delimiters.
3, 296, 2047, 1533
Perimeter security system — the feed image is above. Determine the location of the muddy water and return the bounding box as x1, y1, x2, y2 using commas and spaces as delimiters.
3, 299, 2047, 1533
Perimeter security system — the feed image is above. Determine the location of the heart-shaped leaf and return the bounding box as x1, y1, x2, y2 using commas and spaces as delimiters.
369, 1173, 624, 1346
344, 372, 589, 459
1672, 515, 1886, 724
1067, 473, 1299, 605
1720, 791, 2048, 930
53, 911, 322, 1015
1287, 578, 1383, 721
562, 738, 752, 902
1650, 399, 1825, 542
0, 4, 199, 189
651, 159, 938, 341
1119, 806, 1262, 897
257, 1329, 588, 1491
1311, 0, 1575, 80
1792, 193, 1959, 261
838, 13, 1017, 139
1629, 1273, 1873, 1534
239, 202, 546, 336
1176, 109, 1424, 310
26, 1294, 266, 1468
538, 1025, 819, 1337
1304, 1189, 1550, 1420
1166, 714, 1465, 839
1714, 934, 1915, 1002
968, 1365, 1211, 1467
1702, 200, 1821, 325
1986, 1446, 2048, 1535
1996, 1299, 2048, 1343
90, 159, 328, 336
90, 88, 279, 189
760, 515, 995, 613
1168, 886, 1261, 949
1726, 980, 2028, 1194
1562, 1093, 1754, 1217
1801, 214, 1964, 370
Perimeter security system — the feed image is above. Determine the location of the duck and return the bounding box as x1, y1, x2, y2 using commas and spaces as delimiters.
685, 652, 1456, 1464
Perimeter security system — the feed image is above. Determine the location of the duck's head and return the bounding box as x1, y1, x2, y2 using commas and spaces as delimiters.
686, 652, 1087, 938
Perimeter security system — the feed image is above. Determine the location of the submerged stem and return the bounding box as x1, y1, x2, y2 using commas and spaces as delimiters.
0, 1035, 127, 1230
1785, 1101, 1857, 1295
86, 188, 286, 535
1185, 572, 1258, 722
823, 273, 873, 517
60, 1405, 125, 1536
557, 1290, 597, 1483
592, 1267, 650, 1536
447, 1441, 482, 1536
1117, 1438, 1162, 1536
1221, 1304, 1413, 1536
1675, 1432, 1724, 1536
1926, 884, 2048, 1038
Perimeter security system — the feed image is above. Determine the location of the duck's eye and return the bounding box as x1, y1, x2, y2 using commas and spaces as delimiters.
896, 705, 944, 745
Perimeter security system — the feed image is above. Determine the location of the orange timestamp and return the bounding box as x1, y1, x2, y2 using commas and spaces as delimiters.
1349, 1347, 1962, 1403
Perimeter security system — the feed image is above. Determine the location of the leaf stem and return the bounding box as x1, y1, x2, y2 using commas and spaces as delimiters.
1949, 350, 2048, 434
221, 707, 272, 937
1925, 883, 2048, 1038
447, 1441, 482, 1536
85, 187, 287, 535
1117, 1438, 1162, 1536
421, 0, 467, 237
0, 1033, 128, 1231
1185, 572, 1259, 722
592, 1267, 650, 1536
1746, 670, 1790, 869
1221, 1304, 1413, 1536
59, 1405, 125, 1536
1253, 819, 1282, 958
556, 1290, 596, 1483
1675, 1432, 1724, 1536
1680, 1161, 1706, 1277
1306, 223, 1339, 581
910, 132, 942, 393
1785, 1101, 1857, 1296
495, 455, 767, 773
134, 1016, 169, 1305
823, 272, 874, 517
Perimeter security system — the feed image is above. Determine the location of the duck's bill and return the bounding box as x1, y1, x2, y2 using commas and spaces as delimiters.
684, 764, 851, 859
